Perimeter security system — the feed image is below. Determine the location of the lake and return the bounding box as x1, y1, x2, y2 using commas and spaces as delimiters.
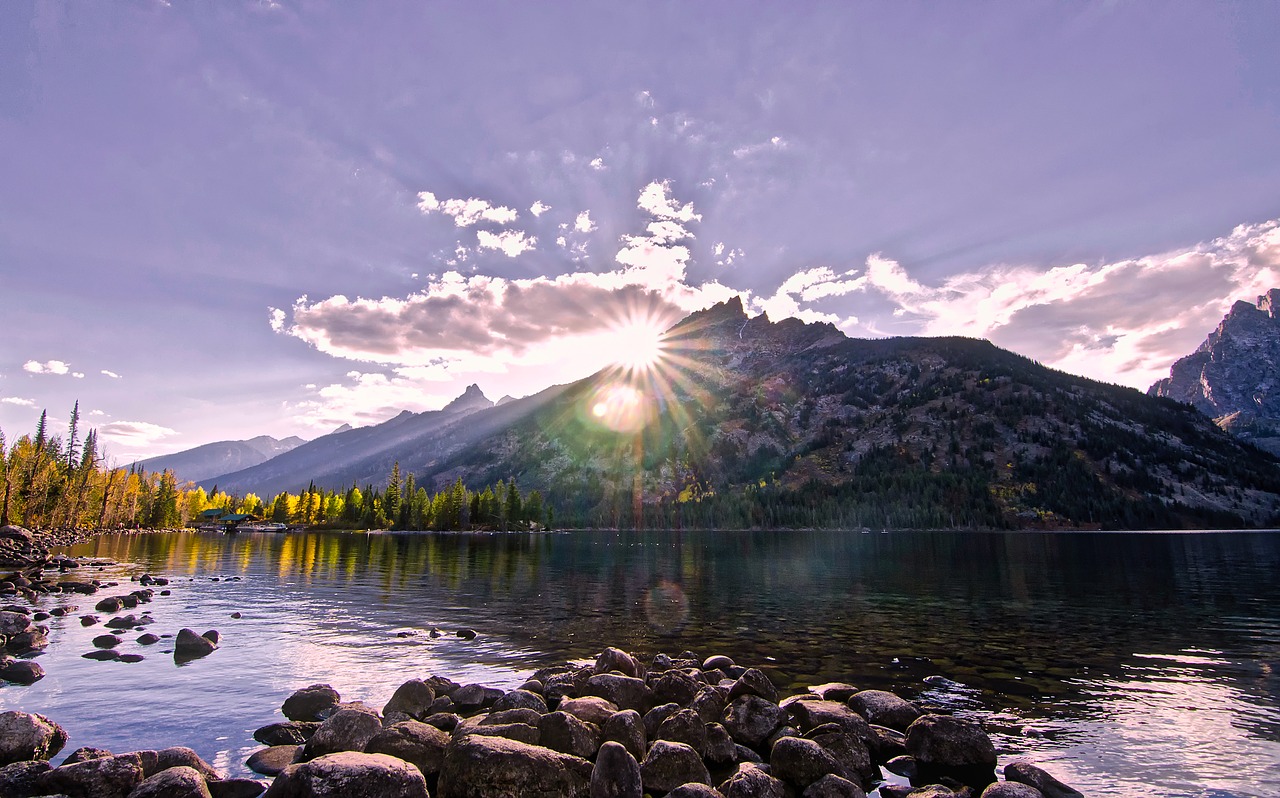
1, 529, 1278, 796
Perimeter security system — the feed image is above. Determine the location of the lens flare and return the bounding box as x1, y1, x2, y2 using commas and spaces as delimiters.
589, 383, 651, 433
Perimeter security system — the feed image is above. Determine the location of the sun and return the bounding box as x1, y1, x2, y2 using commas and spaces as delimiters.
609, 317, 668, 373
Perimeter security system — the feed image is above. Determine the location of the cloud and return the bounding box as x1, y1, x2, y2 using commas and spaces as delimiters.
23, 359, 73, 375
99, 420, 178, 447
476, 229, 536, 257
732, 135, 788, 159
288, 370, 456, 431
1, 397, 36, 407
752, 267, 865, 326
636, 180, 701, 224
589, 157, 605, 170
101, 370, 122, 379
530, 200, 551, 217
574, 211, 596, 233
416, 191, 518, 227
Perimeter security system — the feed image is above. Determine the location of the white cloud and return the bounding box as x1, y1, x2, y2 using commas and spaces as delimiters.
100, 370, 122, 379
23, 359, 70, 375
574, 210, 596, 233
99, 420, 178, 447
476, 229, 537, 257
288, 370, 456, 431
732, 136, 788, 159
268, 307, 286, 333
530, 200, 551, 217
417, 191, 518, 227
1, 397, 35, 407
753, 266, 865, 326
636, 180, 701, 224
589, 157, 605, 170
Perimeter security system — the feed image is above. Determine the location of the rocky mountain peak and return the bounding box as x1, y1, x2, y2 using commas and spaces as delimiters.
1149, 290, 1280, 454
443, 383, 494, 414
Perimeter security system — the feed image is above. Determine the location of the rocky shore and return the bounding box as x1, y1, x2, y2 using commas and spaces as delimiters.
1, 642, 1083, 798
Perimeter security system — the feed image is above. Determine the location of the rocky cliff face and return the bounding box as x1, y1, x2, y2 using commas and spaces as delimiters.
1149, 289, 1280, 454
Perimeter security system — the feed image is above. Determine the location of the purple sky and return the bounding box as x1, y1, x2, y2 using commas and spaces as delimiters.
3, 1, 1280, 461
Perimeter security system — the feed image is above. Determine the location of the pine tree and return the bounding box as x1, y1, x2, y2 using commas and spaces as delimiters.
385, 462, 402, 529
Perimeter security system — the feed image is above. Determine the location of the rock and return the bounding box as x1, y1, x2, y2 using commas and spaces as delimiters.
63, 746, 114, 764
692, 686, 729, 724
590, 741, 642, 798
300, 708, 383, 761
173, 628, 217, 662
365, 720, 450, 777
0, 610, 31, 636
105, 615, 140, 629
643, 703, 681, 739
436, 733, 592, 798
802, 774, 866, 798
595, 647, 642, 677
667, 784, 726, 798
728, 669, 779, 704
38, 752, 145, 798
807, 683, 859, 703
1002, 761, 1082, 798
650, 669, 702, 706
208, 778, 269, 798
83, 648, 121, 660
846, 691, 921, 732
450, 683, 501, 710
0, 759, 53, 798
904, 714, 997, 791
787, 701, 873, 746
705, 722, 736, 766
655, 708, 708, 757
253, 722, 320, 746
81, 615, 100, 626
0, 659, 45, 684
136, 634, 161, 645
282, 684, 341, 722
143, 747, 221, 781
0, 711, 68, 764
127, 765, 213, 798
120, 653, 146, 663
247, 746, 300, 777
584, 673, 653, 713
264, 751, 429, 798
718, 763, 787, 798
703, 655, 735, 671
8, 626, 49, 652
639, 740, 711, 794
558, 696, 619, 727
93, 633, 123, 648
868, 724, 908, 761
480, 708, 543, 727
202, 630, 220, 645
770, 736, 850, 790
491, 688, 548, 714
423, 713, 460, 732
884, 755, 917, 780
805, 726, 876, 789
980, 783, 1045, 798
382, 679, 436, 719
538, 711, 603, 759
96, 596, 125, 613
456, 628, 477, 640
601, 709, 646, 761
722, 695, 787, 751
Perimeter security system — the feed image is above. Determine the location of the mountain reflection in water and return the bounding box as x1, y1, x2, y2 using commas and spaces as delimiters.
0, 529, 1275, 796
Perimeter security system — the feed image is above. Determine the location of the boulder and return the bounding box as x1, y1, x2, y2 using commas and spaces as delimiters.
728, 669, 779, 704
38, 752, 145, 798
601, 709, 646, 761
558, 696, 619, 727
93, 633, 123, 648
538, 711, 603, 759
655, 708, 708, 757
904, 714, 997, 791
382, 680, 436, 720
253, 722, 320, 746
436, 733, 592, 798
643, 703, 681, 739
667, 784, 726, 798
650, 669, 701, 706
0, 759, 53, 798
692, 686, 729, 724
144, 747, 220, 781
0, 711, 68, 765
173, 628, 217, 662
208, 778, 270, 798
590, 741, 642, 798
718, 763, 787, 798
769, 736, 849, 790
126, 765, 213, 798
364, 720, 450, 777
980, 784, 1045, 798
846, 691, 921, 732
0, 610, 31, 636
805, 726, 877, 788
491, 688, 548, 714
639, 740, 711, 794
584, 673, 653, 713
722, 695, 787, 751
0, 659, 45, 684
1002, 761, 1082, 798
8, 626, 49, 653
802, 774, 866, 798
246, 746, 300, 777
703, 655, 735, 671
63, 746, 114, 765
705, 722, 736, 766
807, 683, 859, 703
282, 684, 341, 722
300, 708, 383, 761
480, 708, 543, 728
787, 701, 873, 746
595, 647, 643, 678
264, 751, 429, 798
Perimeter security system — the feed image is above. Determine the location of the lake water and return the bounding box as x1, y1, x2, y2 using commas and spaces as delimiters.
1, 529, 1278, 796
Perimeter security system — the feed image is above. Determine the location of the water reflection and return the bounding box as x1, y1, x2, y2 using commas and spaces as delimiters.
0, 529, 1274, 795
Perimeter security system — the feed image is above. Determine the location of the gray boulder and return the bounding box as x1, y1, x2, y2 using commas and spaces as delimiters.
0, 711, 68, 765
253, 722, 320, 746
173, 628, 217, 662
208, 778, 269, 798
264, 751, 428, 798
595, 647, 643, 678
584, 673, 653, 713
382, 680, 436, 720
538, 711, 603, 759
728, 669, 779, 704
0, 610, 31, 636
904, 714, 997, 791
718, 763, 787, 798
364, 720, 450, 777
802, 773, 866, 798
0, 759, 53, 798
491, 689, 548, 714
981, 783, 1045, 798
126, 765, 213, 798
300, 708, 383, 761
590, 741, 642, 798
282, 684, 341, 722
846, 691, 921, 732
770, 736, 850, 790
602, 709, 646, 761
558, 696, 619, 727
0, 659, 45, 684
143, 747, 220, 781
722, 695, 787, 750
655, 708, 708, 756
1003, 761, 1082, 798
436, 733, 592, 798
38, 752, 145, 798
246, 746, 300, 777
667, 784, 726, 798
639, 740, 711, 794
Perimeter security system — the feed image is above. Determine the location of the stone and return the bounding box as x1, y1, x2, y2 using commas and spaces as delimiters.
705, 722, 736, 766
173, 628, 217, 662
787, 701, 873, 746
718, 763, 788, 798
490, 688, 548, 714
595, 646, 643, 677
465, 722, 542, 746
722, 695, 787, 751
146, 747, 220, 781
601, 709, 646, 761
8, 626, 49, 652
264, 751, 429, 798
1002, 761, 1082, 798
802, 774, 866, 798
422, 713, 460, 732
703, 655, 735, 671
93, 633, 123, 648
364, 720, 450, 777
96, 596, 124, 613
655, 708, 708, 757
120, 653, 146, 663
382, 679, 436, 720
63, 746, 114, 764
846, 691, 921, 732
584, 673, 653, 713
436, 733, 592, 798
0, 711, 68, 765
300, 708, 383, 761
81, 615, 99, 626
808, 683, 859, 702
667, 784, 726, 798
137, 633, 161, 645
805, 727, 877, 789
980, 784, 1045, 798
253, 722, 320, 746
643, 703, 681, 739
904, 714, 997, 792
127, 765, 213, 798
772, 736, 853, 790
538, 711, 603, 759
207, 778, 270, 798
639, 740, 711, 794
480, 708, 543, 727
0, 759, 53, 798
558, 696, 619, 727
84, 649, 121, 661
650, 669, 702, 706
590, 741, 642, 798
38, 752, 145, 798
0, 659, 45, 684
282, 684, 341, 721
692, 686, 729, 724
0, 610, 31, 636
247, 746, 299, 777
728, 669, 779, 704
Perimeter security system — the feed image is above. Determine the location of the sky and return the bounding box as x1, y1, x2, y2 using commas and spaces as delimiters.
3, 1, 1280, 462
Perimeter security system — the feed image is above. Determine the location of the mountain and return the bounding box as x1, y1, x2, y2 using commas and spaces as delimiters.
217, 297, 1280, 530
1149, 289, 1280, 455
136, 435, 306, 484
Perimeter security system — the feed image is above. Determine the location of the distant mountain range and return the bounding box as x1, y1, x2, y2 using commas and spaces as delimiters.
1150, 289, 1280, 456
196, 296, 1280, 530
136, 435, 306, 484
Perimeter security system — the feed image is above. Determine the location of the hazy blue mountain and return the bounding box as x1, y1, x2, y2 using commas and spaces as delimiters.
136, 435, 306, 484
